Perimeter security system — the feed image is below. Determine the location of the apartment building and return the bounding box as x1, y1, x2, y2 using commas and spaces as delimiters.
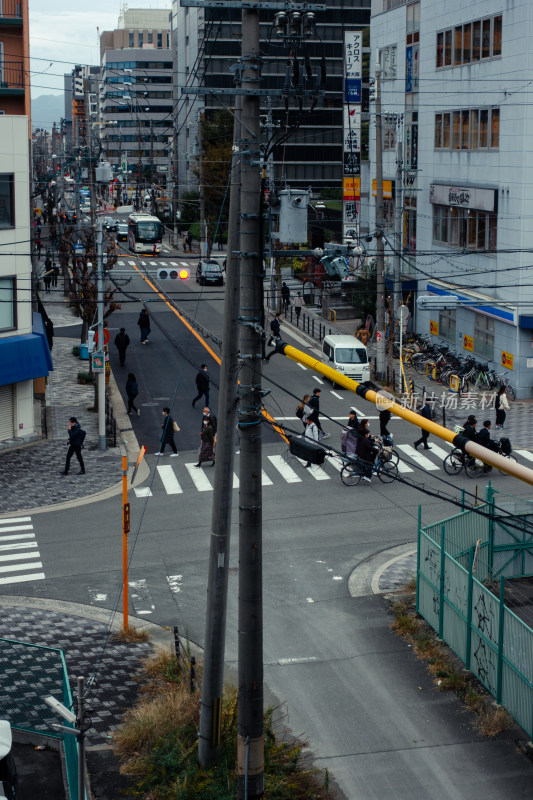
371, 0, 533, 397
0, 1, 52, 444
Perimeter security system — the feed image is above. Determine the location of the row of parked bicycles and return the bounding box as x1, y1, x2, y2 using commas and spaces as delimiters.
392, 334, 515, 400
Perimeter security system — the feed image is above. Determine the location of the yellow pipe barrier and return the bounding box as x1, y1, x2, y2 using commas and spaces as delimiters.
280, 342, 533, 488
329, 309, 336, 322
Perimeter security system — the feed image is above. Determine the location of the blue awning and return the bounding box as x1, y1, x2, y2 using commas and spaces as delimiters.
0, 314, 53, 387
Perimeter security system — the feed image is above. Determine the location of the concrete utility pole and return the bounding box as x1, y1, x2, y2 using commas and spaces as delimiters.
392, 132, 403, 317
237, 2, 264, 796
198, 113, 207, 257
198, 96, 242, 768
374, 61, 386, 380
96, 219, 106, 451
77, 676, 86, 800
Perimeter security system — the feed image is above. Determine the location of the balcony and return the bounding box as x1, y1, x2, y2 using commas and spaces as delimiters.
0, 61, 25, 93
0, 0, 23, 23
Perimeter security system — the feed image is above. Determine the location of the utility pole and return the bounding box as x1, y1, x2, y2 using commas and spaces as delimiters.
374, 60, 386, 380
198, 113, 208, 257
198, 95, 242, 768
392, 131, 403, 317
96, 219, 106, 451
237, 3, 263, 796
77, 677, 86, 800
264, 99, 277, 312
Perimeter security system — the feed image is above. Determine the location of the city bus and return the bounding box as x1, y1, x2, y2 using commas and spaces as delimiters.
128, 213, 164, 255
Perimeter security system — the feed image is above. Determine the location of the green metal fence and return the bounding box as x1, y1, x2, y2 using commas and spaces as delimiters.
417, 489, 533, 740
0, 636, 80, 799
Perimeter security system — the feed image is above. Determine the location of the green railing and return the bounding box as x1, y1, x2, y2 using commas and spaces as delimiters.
417, 488, 533, 740
0, 637, 81, 798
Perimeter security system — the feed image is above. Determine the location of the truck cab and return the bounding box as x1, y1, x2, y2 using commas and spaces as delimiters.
321, 334, 370, 383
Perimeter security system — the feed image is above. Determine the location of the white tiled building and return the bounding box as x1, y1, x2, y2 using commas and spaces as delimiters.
371, 0, 533, 397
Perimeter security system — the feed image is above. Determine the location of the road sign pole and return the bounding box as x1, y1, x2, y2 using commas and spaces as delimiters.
122, 455, 129, 630
97, 220, 106, 451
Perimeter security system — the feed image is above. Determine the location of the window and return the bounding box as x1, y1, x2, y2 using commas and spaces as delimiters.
157, 31, 162, 48
434, 108, 499, 150
129, 31, 134, 48
439, 309, 456, 342
138, 33, 143, 48
474, 313, 494, 360
148, 32, 153, 44
0, 276, 16, 331
432, 205, 497, 251
0, 174, 14, 229
437, 14, 502, 68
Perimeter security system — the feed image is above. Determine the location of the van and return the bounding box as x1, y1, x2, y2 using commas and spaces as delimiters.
321, 334, 370, 383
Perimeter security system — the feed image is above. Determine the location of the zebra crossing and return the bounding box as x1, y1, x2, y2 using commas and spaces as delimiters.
0, 516, 44, 586
132, 439, 529, 498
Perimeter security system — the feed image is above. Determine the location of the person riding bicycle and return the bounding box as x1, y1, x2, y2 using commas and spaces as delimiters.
476, 420, 499, 452
463, 415, 478, 442
355, 429, 379, 483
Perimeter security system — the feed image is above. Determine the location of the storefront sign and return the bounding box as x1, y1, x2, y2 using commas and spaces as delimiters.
372, 180, 394, 199
343, 107, 361, 152
429, 184, 497, 212
463, 335, 474, 352
430, 320, 439, 336
501, 351, 513, 370
344, 152, 361, 176
344, 31, 362, 80
343, 177, 360, 202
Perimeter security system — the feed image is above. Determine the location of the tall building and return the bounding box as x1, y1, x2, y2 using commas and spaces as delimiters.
99, 9, 173, 188
171, 1, 371, 198
0, 0, 52, 445
371, 0, 533, 397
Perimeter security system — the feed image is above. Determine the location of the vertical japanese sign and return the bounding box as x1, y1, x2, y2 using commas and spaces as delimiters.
343, 31, 362, 242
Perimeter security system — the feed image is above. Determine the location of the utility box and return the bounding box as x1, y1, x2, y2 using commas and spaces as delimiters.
278, 189, 309, 244
95, 162, 113, 182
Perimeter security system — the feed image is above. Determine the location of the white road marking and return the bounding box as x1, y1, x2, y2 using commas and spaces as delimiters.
0, 542, 37, 552
0, 572, 45, 585
396, 460, 414, 473
326, 455, 343, 473
296, 363, 307, 370
308, 465, 330, 481
0, 517, 32, 525
0, 552, 40, 562
0, 533, 36, 542
185, 463, 213, 491
516, 449, 533, 462
0, 561, 42, 574
167, 575, 183, 594
0, 524, 33, 533
157, 465, 183, 494
267, 455, 301, 483
134, 487, 153, 497
314, 377, 324, 385
396, 444, 440, 471
261, 470, 273, 486
330, 391, 343, 399
278, 656, 317, 665
233, 473, 239, 489
424, 443, 451, 461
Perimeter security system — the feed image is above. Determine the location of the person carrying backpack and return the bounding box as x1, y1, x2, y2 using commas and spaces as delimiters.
60, 417, 86, 475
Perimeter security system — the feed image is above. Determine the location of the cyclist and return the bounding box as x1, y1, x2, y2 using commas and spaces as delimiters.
476, 420, 499, 472
355, 429, 379, 483
463, 414, 478, 441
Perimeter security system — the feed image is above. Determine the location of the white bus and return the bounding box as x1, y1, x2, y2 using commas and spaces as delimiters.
128, 213, 164, 255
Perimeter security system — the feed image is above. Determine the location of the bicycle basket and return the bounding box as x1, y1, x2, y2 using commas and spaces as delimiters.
382, 446, 393, 462
500, 437, 512, 455
454, 425, 464, 435
382, 435, 393, 447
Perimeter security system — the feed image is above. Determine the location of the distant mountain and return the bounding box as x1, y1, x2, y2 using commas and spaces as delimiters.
31, 94, 65, 130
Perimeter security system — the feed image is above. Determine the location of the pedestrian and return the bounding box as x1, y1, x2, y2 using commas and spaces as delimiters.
295, 393, 312, 431
137, 309, 151, 344
356, 327, 370, 346
202, 406, 217, 434
195, 418, 216, 467
379, 408, 391, 437
126, 372, 140, 416
192, 364, 210, 408
267, 312, 281, 346
281, 282, 290, 311
43, 271, 52, 293
41, 210, 48, 225
182, 233, 187, 251
292, 291, 304, 322
44, 318, 54, 352
341, 410, 358, 455
60, 417, 86, 475
51, 263, 59, 288
155, 407, 179, 456
303, 414, 319, 468
463, 414, 478, 441
186, 232, 193, 252
308, 387, 329, 438
303, 279, 314, 306
36, 239, 42, 259
217, 232, 223, 251
494, 386, 509, 429
114, 327, 130, 366
414, 399, 432, 450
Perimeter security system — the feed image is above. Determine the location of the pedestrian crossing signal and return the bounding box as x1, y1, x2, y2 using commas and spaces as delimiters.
157, 268, 190, 280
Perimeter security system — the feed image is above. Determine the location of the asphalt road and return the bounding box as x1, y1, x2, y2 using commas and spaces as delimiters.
9, 240, 533, 799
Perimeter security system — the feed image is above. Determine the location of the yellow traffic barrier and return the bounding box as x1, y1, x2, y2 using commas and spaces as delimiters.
277, 342, 533, 487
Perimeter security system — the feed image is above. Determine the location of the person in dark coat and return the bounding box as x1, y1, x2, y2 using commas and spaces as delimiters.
356, 429, 378, 482
126, 373, 140, 416
308, 387, 329, 438
114, 327, 130, 366
192, 364, 210, 408
51, 263, 59, 287
202, 406, 217, 434
281, 282, 290, 311
379, 408, 391, 437
137, 309, 150, 344
195, 420, 215, 467
156, 407, 178, 455
43, 271, 52, 293
477, 420, 498, 451
414, 399, 432, 450
494, 386, 508, 429
463, 414, 478, 441
60, 417, 85, 475
267, 312, 281, 346
44, 318, 54, 352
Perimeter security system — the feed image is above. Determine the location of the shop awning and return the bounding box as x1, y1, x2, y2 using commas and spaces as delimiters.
0, 314, 53, 387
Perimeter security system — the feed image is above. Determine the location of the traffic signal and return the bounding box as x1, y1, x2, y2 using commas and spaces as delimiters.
157, 268, 190, 280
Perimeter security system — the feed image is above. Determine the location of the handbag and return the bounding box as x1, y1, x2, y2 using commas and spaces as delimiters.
173, 420, 180, 432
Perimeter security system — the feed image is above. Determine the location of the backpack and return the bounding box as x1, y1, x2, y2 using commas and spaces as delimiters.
295, 403, 304, 419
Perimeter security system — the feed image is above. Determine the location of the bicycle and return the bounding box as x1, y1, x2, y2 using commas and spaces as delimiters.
442, 448, 484, 478
341, 447, 398, 486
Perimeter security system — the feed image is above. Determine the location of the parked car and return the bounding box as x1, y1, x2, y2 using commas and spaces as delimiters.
196, 259, 224, 286
116, 222, 128, 241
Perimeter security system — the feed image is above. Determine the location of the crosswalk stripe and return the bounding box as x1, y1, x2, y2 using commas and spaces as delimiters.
134, 487, 153, 498
396, 459, 414, 473
424, 443, 451, 461
0, 524, 33, 533
396, 444, 440, 471
0, 552, 40, 562
185, 463, 213, 491
0, 517, 31, 525
157, 465, 183, 494
0, 561, 42, 574
0, 533, 36, 542
516, 449, 533, 462
0, 542, 37, 552
326, 455, 343, 473
261, 470, 273, 486
267, 455, 301, 483
0, 573, 45, 586
330, 391, 343, 399
308, 465, 330, 481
